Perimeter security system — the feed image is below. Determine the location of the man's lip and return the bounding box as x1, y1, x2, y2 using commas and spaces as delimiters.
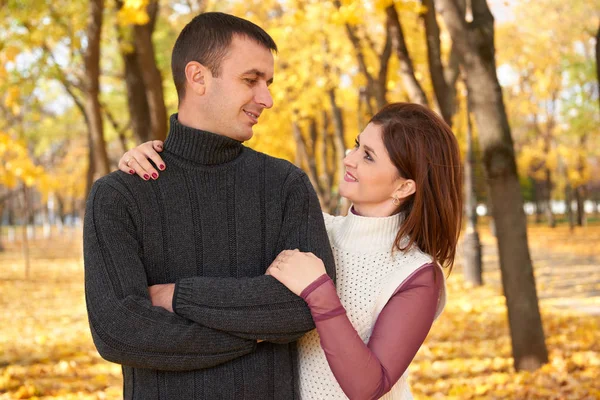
243, 109, 260, 123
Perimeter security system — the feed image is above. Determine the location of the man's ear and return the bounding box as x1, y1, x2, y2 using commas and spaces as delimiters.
184, 61, 210, 96
394, 178, 416, 201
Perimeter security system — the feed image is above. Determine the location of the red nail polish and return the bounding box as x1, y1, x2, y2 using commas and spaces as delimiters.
159, 164, 165, 170
152, 172, 158, 179
129, 169, 135, 175
143, 174, 150, 180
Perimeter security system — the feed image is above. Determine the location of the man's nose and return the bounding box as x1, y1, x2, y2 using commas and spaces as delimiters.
256, 84, 273, 109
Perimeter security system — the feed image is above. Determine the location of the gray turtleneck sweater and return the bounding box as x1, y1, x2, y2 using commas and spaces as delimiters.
83, 114, 335, 399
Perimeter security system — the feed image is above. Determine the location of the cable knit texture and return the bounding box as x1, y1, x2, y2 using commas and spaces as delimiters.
83, 114, 335, 399
298, 211, 446, 399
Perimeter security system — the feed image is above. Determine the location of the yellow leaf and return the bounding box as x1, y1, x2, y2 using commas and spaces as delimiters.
4, 45, 20, 62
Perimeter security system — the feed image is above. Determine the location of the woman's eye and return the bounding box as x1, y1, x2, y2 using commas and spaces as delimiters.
354, 138, 359, 148
364, 152, 373, 162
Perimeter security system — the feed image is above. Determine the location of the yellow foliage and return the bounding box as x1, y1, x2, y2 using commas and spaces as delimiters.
373, 0, 395, 11
332, 3, 362, 26
4, 86, 20, 111
0, 132, 46, 189
496, 0, 598, 188
117, 0, 150, 26
3, 45, 20, 62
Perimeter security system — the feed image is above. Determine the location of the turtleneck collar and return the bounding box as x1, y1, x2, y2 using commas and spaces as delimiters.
331, 207, 405, 252
163, 114, 244, 165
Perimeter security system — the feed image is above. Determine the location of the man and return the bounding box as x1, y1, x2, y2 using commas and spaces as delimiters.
84, 12, 335, 399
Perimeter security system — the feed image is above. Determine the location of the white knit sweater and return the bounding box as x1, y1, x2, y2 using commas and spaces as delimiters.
297, 211, 447, 400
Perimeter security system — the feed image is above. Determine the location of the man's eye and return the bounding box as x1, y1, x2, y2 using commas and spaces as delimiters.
245, 78, 258, 85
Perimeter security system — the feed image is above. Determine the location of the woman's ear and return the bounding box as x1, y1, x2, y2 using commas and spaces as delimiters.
185, 61, 210, 96
394, 178, 416, 200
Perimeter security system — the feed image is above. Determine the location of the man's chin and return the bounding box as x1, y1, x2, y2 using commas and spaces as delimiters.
236, 128, 254, 142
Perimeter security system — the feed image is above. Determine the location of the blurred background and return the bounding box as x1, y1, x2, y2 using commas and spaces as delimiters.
0, 0, 599, 398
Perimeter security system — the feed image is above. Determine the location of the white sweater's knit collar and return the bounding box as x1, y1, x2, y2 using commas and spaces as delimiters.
332, 207, 404, 252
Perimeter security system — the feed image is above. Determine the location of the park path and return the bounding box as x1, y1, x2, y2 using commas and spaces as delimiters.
457, 227, 600, 316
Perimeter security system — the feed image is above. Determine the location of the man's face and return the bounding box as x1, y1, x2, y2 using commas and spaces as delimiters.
202, 35, 275, 141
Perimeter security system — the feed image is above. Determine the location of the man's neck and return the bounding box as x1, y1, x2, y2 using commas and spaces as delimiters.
177, 105, 216, 134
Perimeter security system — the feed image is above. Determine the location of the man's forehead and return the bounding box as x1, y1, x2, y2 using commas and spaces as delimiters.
227, 42, 274, 70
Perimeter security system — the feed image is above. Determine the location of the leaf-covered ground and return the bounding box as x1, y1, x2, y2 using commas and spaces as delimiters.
0, 224, 598, 399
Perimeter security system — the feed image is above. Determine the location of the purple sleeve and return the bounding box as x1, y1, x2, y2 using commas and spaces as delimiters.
301, 264, 443, 399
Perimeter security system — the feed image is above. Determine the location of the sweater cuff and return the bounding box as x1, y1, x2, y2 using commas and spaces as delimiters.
301, 275, 346, 322
172, 280, 182, 314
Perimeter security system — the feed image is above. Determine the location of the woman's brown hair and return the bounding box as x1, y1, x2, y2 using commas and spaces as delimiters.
370, 102, 463, 271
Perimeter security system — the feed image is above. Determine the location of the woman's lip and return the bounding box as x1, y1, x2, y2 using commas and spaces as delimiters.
344, 172, 357, 182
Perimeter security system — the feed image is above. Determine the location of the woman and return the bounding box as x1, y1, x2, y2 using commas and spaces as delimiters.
118, 102, 462, 399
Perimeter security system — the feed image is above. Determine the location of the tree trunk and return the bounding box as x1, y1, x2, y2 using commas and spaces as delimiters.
318, 111, 333, 212
22, 186, 31, 279
532, 178, 542, 224
42, 198, 51, 238
334, 0, 390, 110
575, 134, 588, 226
84, 0, 110, 183
329, 89, 350, 216
292, 119, 321, 205
307, 118, 323, 196
421, 0, 455, 124
377, 19, 393, 108
117, 24, 152, 143
0, 200, 4, 252
335, 5, 378, 109
575, 186, 586, 226
544, 168, 555, 227
134, 0, 167, 141
85, 126, 96, 199
565, 182, 575, 232
7, 196, 16, 243
358, 87, 373, 122
596, 22, 599, 112
437, 0, 548, 371
444, 45, 461, 118
463, 95, 483, 286
386, 4, 429, 106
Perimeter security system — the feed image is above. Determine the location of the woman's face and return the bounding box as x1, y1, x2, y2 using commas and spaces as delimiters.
339, 123, 412, 217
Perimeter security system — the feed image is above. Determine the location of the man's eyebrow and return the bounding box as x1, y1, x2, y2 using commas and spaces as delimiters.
242, 69, 273, 85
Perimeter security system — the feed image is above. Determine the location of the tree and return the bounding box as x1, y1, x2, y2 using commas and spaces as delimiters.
436, 0, 548, 370
85, 0, 110, 184
596, 21, 600, 112
420, 0, 460, 125
116, 0, 168, 143
333, 0, 391, 111
385, 3, 428, 106
497, 0, 599, 227
462, 85, 482, 286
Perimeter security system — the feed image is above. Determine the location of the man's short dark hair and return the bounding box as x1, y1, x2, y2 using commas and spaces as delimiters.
171, 12, 278, 101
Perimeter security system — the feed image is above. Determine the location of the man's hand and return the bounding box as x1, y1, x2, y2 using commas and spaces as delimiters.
148, 283, 175, 312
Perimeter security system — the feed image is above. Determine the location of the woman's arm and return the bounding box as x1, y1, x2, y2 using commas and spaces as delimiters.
299, 264, 443, 399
